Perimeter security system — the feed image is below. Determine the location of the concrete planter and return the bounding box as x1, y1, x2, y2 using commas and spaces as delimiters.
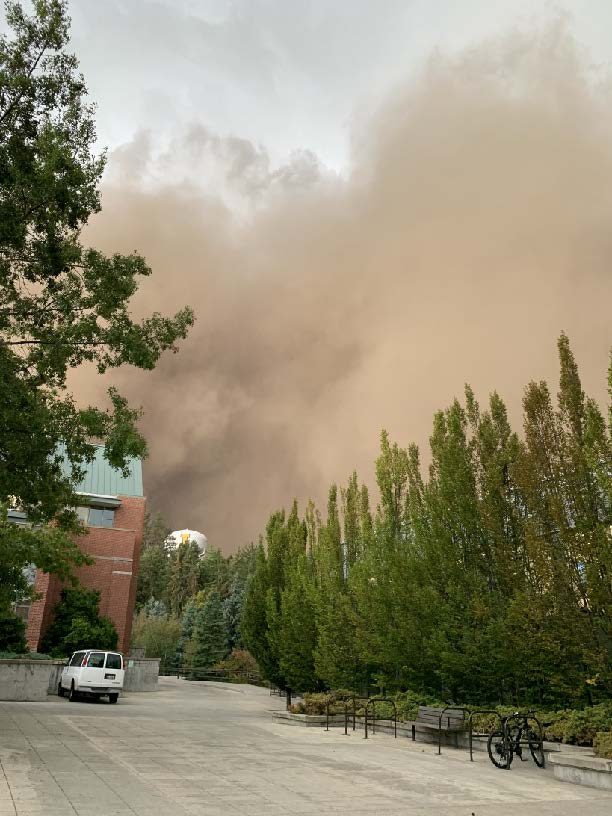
548, 751, 612, 792
0, 659, 66, 702
123, 657, 160, 692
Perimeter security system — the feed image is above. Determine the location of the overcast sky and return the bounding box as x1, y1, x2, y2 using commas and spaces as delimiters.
67, 0, 612, 174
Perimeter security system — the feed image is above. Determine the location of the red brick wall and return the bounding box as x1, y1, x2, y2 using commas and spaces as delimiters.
26, 495, 146, 654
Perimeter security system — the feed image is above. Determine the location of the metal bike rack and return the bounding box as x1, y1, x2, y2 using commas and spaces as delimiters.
364, 697, 397, 740
437, 706, 470, 755
325, 695, 335, 731
467, 709, 505, 761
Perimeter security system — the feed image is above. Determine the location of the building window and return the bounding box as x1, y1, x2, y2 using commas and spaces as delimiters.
77, 506, 116, 528
76, 506, 89, 524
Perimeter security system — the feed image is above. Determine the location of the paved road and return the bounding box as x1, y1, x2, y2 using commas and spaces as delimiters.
0, 678, 610, 815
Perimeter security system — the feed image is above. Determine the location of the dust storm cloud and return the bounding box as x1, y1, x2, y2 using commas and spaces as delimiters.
83, 25, 612, 551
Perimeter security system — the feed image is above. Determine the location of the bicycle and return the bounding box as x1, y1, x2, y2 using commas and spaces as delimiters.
487, 710, 547, 770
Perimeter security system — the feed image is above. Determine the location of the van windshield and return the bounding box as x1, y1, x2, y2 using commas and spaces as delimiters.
105, 653, 122, 670
88, 652, 105, 668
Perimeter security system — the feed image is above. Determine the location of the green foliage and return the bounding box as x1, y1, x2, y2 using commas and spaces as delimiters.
279, 551, 318, 693
131, 610, 181, 661
214, 649, 259, 679
0, 2, 192, 604
291, 692, 333, 715
545, 703, 612, 745
594, 731, 612, 759
40, 587, 117, 657
189, 591, 228, 676
223, 579, 245, 651
0, 651, 52, 660
243, 335, 612, 712
167, 540, 200, 616
241, 544, 275, 679
136, 512, 171, 609
175, 598, 197, 667
198, 548, 229, 597
393, 690, 446, 721
0, 613, 26, 652
0, 505, 89, 613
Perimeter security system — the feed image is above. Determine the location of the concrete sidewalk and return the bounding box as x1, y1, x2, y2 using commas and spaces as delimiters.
0, 678, 610, 815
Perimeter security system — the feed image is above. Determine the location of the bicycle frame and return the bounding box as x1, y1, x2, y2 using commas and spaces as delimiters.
503, 712, 545, 769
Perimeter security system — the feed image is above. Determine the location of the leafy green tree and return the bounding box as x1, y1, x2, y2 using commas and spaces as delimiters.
315, 478, 364, 691
261, 510, 290, 689
0, 506, 86, 614
136, 512, 171, 609
0, 612, 26, 652
190, 591, 228, 674
279, 552, 318, 692
240, 335, 611, 707
241, 543, 274, 678
40, 587, 117, 657
0, 2, 193, 603
131, 610, 180, 662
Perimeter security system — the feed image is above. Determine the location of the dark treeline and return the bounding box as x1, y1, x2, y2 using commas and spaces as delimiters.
242, 336, 612, 708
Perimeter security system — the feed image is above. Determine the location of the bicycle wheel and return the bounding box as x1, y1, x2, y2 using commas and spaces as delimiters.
528, 730, 545, 768
487, 731, 513, 769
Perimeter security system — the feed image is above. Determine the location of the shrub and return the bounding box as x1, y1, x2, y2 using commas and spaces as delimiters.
213, 649, 259, 680
394, 690, 447, 722
300, 693, 333, 715
0, 651, 52, 660
41, 588, 118, 657
131, 610, 181, 661
0, 614, 26, 653
552, 703, 612, 745
594, 732, 612, 759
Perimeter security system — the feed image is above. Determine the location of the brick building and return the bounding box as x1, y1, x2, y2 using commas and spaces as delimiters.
24, 446, 146, 654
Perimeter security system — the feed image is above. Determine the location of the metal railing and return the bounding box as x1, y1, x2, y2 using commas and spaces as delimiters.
437, 706, 470, 755
467, 709, 505, 761
364, 697, 397, 740
159, 664, 265, 686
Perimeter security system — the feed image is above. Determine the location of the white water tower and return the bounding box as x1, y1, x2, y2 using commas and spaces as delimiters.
166, 529, 208, 553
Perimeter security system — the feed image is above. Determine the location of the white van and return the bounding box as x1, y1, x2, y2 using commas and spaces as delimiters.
59, 650, 125, 703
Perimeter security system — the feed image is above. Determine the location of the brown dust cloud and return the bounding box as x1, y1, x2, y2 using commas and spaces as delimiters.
80, 24, 612, 552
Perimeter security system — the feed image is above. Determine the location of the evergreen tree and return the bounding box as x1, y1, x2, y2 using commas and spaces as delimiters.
223, 578, 245, 651
191, 591, 228, 675
175, 598, 197, 667
136, 512, 171, 609
167, 540, 200, 616
198, 547, 229, 598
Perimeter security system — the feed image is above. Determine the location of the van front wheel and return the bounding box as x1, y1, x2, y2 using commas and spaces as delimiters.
68, 682, 78, 702
108, 693, 118, 704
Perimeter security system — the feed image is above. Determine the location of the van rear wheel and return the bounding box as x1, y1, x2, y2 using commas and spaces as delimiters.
108, 693, 118, 704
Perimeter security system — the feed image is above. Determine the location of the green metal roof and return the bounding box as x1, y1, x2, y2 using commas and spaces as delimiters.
61, 445, 144, 498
